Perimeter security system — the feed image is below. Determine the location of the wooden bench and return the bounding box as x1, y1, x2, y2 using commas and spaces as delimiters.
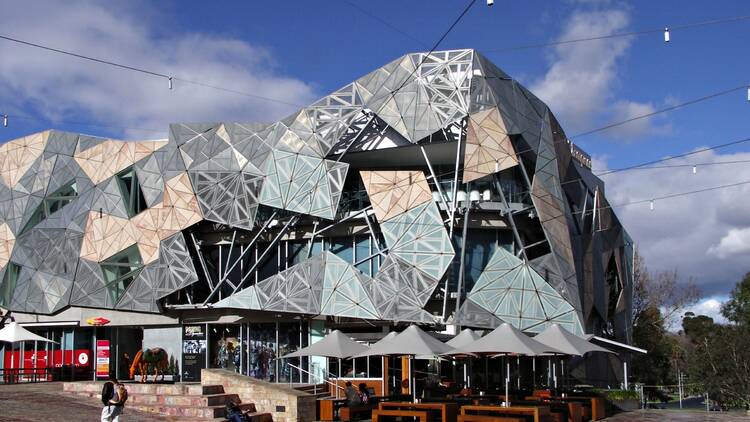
318, 399, 347, 421
458, 414, 524, 422
380, 401, 458, 422
460, 405, 553, 422
340, 404, 377, 421
373, 409, 430, 422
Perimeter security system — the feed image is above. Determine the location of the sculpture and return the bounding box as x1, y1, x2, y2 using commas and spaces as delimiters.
129, 348, 169, 383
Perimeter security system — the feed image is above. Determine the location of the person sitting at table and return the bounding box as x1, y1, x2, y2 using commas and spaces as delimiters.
358, 383, 370, 404
458, 383, 473, 397
345, 381, 361, 407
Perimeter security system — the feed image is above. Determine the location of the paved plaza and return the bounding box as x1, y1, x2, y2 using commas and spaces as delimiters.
1, 382, 748, 422
604, 409, 750, 421
0, 382, 170, 422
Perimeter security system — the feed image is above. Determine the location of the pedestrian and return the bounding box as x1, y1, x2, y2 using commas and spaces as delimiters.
101, 372, 127, 421
344, 381, 360, 407
225, 399, 246, 422
358, 383, 370, 404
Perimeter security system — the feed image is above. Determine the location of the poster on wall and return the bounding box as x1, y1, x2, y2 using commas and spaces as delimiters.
182, 325, 206, 382
95, 340, 110, 378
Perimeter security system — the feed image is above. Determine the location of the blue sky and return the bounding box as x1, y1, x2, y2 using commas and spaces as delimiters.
1, 0, 749, 320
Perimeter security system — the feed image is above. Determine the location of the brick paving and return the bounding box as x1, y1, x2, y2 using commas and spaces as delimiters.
2, 383, 749, 422
0, 382, 172, 421
604, 409, 749, 421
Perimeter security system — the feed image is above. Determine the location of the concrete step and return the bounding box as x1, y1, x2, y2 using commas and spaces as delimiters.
66, 390, 242, 407
62, 381, 225, 396
63, 381, 268, 421
128, 402, 258, 419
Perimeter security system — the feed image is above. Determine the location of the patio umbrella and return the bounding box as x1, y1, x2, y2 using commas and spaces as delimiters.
444, 323, 562, 407
446, 328, 483, 348
0, 322, 57, 370
445, 328, 483, 387
282, 330, 368, 359
281, 330, 368, 398
532, 324, 614, 388
353, 325, 455, 400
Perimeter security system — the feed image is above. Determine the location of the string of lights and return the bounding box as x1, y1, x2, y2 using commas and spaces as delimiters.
0, 34, 306, 108
484, 14, 750, 52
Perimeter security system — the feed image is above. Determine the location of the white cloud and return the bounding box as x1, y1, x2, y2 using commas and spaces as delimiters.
0, 1, 317, 139
531, 4, 666, 139
689, 296, 728, 324
607, 100, 672, 139
708, 227, 750, 259
599, 149, 750, 295
666, 295, 729, 331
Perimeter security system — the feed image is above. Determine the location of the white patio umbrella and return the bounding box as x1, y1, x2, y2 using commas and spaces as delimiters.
353, 325, 455, 400
445, 328, 483, 387
532, 324, 614, 389
446, 328, 483, 348
282, 329, 369, 359
0, 322, 57, 370
444, 323, 562, 407
281, 330, 369, 398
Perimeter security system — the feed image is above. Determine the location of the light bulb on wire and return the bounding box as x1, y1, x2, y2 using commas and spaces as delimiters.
664, 27, 670, 43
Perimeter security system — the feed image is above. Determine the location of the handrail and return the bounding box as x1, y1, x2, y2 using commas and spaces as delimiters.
285, 362, 345, 398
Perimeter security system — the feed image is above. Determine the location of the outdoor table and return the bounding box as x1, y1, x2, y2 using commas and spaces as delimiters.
379, 401, 458, 422
318, 398, 347, 421
545, 397, 603, 421
511, 400, 579, 422
460, 404, 553, 422
373, 408, 430, 422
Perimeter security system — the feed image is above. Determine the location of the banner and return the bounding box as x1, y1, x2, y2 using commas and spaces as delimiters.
182, 325, 206, 382
95, 340, 110, 378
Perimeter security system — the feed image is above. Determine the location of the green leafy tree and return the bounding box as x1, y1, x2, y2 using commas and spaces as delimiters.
722, 272, 750, 325
683, 274, 750, 409
630, 251, 698, 386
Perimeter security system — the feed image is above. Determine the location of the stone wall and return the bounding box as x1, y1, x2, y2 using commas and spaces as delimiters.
202, 369, 316, 422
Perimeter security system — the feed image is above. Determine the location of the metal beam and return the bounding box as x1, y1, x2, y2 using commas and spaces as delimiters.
313, 206, 372, 237
200, 212, 277, 305
453, 198, 471, 328
493, 175, 529, 261
362, 210, 382, 254
190, 232, 215, 290
223, 230, 237, 280
232, 215, 299, 295
420, 145, 451, 214
449, 122, 464, 237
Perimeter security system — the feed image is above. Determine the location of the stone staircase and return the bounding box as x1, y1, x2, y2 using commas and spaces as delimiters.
63, 381, 273, 421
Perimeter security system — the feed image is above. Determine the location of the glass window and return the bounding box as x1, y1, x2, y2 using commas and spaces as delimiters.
0, 262, 21, 307
278, 322, 301, 383
287, 240, 308, 267
247, 323, 277, 382
257, 242, 278, 281
329, 237, 353, 264
100, 244, 143, 304
354, 236, 371, 275
116, 167, 148, 217
20, 180, 79, 234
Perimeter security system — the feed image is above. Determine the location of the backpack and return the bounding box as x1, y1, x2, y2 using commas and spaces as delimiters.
101, 382, 114, 405
116, 384, 128, 406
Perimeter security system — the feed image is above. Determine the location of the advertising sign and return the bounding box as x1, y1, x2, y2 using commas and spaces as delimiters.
95, 340, 110, 378
182, 325, 206, 382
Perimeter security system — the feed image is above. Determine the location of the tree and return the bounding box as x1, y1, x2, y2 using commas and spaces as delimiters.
722, 272, 750, 325
632, 251, 700, 330
684, 274, 750, 409
630, 251, 699, 386
632, 306, 678, 386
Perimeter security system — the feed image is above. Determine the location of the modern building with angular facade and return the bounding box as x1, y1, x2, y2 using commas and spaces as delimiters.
0, 49, 634, 387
